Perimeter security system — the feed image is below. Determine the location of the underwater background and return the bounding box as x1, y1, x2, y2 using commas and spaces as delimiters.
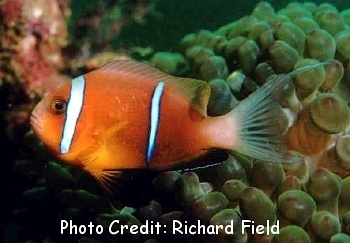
2, 0, 350, 242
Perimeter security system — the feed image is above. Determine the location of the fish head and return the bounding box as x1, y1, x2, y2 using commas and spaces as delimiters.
30, 83, 74, 160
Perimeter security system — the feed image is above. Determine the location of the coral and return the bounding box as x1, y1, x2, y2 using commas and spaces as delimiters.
1, 0, 69, 98
1, 0, 70, 142
150, 52, 188, 76
285, 94, 350, 155
69, 51, 131, 76
207, 79, 239, 116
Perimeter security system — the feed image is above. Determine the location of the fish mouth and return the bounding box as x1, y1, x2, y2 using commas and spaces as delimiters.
30, 114, 43, 135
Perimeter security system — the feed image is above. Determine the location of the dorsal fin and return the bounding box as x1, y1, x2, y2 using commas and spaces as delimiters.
99, 60, 211, 116
100, 60, 171, 81
169, 77, 211, 116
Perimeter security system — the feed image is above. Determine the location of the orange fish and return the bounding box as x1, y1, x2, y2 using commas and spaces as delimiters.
30, 60, 325, 188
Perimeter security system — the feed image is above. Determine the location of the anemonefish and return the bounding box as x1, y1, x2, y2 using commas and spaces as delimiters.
30, 60, 326, 189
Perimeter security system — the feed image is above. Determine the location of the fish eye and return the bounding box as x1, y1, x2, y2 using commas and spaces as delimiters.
50, 98, 67, 114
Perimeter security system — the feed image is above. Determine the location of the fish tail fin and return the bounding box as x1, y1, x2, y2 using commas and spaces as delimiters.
228, 61, 330, 163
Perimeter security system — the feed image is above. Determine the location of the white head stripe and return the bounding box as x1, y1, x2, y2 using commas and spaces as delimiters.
60, 76, 86, 154
146, 81, 165, 164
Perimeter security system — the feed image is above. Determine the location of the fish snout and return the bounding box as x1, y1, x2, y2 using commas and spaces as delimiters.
30, 112, 43, 135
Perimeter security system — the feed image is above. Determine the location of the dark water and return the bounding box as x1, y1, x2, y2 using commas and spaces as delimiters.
68, 0, 349, 52
116, 0, 349, 51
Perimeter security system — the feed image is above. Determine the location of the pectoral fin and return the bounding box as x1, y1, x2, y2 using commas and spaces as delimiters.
78, 122, 131, 192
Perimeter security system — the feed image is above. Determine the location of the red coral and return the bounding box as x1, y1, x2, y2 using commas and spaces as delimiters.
22, 0, 68, 41
1, 0, 70, 97
12, 35, 54, 95
1, 0, 23, 23
1, 0, 70, 141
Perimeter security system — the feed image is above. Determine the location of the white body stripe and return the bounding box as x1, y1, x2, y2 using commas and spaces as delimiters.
60, 76, 86, 154
146, 81, 165, 164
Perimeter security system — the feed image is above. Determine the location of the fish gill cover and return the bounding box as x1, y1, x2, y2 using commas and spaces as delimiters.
2, 0, 350, 242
